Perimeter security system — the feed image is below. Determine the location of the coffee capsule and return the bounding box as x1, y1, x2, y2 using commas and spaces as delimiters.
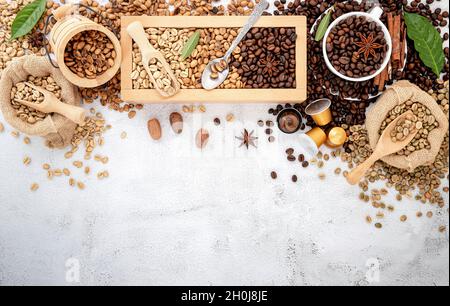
305, 99, 332, 126
277, 108, 302, 134
326, 127, 347, 148
306, 127, 327, 148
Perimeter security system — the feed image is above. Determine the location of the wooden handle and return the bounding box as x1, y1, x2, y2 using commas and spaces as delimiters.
52, 102, 86, 125
346, 153, 381, 185
126, 21, 155, 55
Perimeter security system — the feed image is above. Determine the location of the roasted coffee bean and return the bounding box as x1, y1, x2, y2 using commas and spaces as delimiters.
271, 171, 278, 179
229, 27, 296, 89
286, 148, 295, 155
298, 154, 305, 162
302, 161, 309, 168
287, 155, 296, 162
292, 175, 298, 183
327, 16, 388, 79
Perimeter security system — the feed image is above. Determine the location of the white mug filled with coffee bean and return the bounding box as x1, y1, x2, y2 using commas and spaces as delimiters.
323, 6, 392, 82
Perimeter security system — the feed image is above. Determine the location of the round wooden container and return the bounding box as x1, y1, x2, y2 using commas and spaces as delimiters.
49, 12, 121, 88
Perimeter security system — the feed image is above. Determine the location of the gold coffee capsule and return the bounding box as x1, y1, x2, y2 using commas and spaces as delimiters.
326, 127, 347, 148
306, 127, 327, 148
305, 99, 332, 126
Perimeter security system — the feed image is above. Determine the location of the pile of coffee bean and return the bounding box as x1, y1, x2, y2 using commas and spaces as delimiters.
389, 112, 419, 143
380, 101, 438, 156
270, 0, 449, 127
229, 27, 296, 88
64, 30, 116, 79
326, 17, 388, 79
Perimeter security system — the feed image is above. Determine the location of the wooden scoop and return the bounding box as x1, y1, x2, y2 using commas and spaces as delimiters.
346, 110, 419, 185
126, 21, 180, 98
15, 82, 86, 125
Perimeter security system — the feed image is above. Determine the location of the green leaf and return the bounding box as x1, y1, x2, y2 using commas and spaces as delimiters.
180, 31, 200, 61
404, 12, 445, 77
315, 9, 333, 42
10, 0, 47, 40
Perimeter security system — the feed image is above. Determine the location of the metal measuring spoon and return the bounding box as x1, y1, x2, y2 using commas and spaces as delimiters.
201, 0, 269, 90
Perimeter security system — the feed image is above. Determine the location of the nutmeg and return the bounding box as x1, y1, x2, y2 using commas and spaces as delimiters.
196, 129, 209, 149
147, 118, 162, 140
169, 112, 183, 134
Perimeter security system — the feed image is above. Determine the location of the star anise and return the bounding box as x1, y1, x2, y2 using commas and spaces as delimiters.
236, 129, 258, 149
27, 31, 45, 49
258, 55, 280, 77
353, 33, 384, 61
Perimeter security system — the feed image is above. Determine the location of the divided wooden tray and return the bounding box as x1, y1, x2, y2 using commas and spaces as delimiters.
120, 16, 307, 104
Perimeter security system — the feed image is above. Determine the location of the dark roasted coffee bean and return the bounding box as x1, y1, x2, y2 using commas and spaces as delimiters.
271, 171, 278, 179
298, 154, 305, 162
286, 148, 294, 155
302, 161, 309, 168
214, 118, 221, 126
287, 155, 296, 162
292, 175, 298, 183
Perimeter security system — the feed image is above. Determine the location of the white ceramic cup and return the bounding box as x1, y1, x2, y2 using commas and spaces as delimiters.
322, 6, 392, 82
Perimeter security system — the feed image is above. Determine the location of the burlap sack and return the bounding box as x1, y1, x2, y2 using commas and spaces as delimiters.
0, 55, 80, 149
366, 80, 448, 172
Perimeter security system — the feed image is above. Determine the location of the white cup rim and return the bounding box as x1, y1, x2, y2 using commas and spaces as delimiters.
322, 11, 393, 83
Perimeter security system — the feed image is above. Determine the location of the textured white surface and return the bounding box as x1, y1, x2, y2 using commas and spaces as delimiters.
0, 1, 449, 286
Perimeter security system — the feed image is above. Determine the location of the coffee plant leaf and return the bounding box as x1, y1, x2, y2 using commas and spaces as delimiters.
404, 12, 445, 77
315, 9, 333, 42
10, 0, 47, 40
181, 31, 201, 61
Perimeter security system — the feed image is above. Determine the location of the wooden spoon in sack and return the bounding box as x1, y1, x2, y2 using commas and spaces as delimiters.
126, 21, 180, 98
15, 82, 86, 125
346, 110, 419, 185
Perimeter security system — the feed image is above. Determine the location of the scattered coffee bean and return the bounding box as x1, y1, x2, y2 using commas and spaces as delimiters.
271, 171, 278, 179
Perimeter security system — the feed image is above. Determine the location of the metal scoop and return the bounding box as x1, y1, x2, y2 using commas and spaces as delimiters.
127, 21, 180, 98
346, 111, 419, 185
15, 82, 86, 125
201, 0, 269, 90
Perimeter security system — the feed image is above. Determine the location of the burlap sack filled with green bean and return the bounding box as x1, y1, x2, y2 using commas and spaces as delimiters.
366, 80, 448, 172
0, 55, 81, 148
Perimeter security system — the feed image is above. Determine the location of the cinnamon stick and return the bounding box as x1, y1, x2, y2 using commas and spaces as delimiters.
392, 15, 402, 62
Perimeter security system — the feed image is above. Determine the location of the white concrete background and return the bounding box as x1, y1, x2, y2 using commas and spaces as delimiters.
0, 1, 449, 286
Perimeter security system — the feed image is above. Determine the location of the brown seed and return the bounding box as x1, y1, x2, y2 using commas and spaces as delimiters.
426, 211, 433, 218
302, 161, 309, 168
73, 161, 83, 168
196, 129, 209, 149
24, 137, 31, 145
147, 118, 162, 140
286, 148, 294, 155
63, 168, 71, 176
318, 173, 326, 180
287, 155, 296, 162
30, 183, 39, 191
366, 216, 372, 224
400, 215, 408, 222
169, 112, 183, 134
226, 114, 235, 122
271, 171, 277, 179
120, 131, 127, 139
416, 212, 423, 218
69, 178, 75, 187
77, 181, 85, 190
128, 110, 136, 119
292, 175, 298, 183
375, 223, 382, 229
439, 226, 446, 233
23, 157, 31, 166
42, 163, 50, 170
214, 118, 221, 126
